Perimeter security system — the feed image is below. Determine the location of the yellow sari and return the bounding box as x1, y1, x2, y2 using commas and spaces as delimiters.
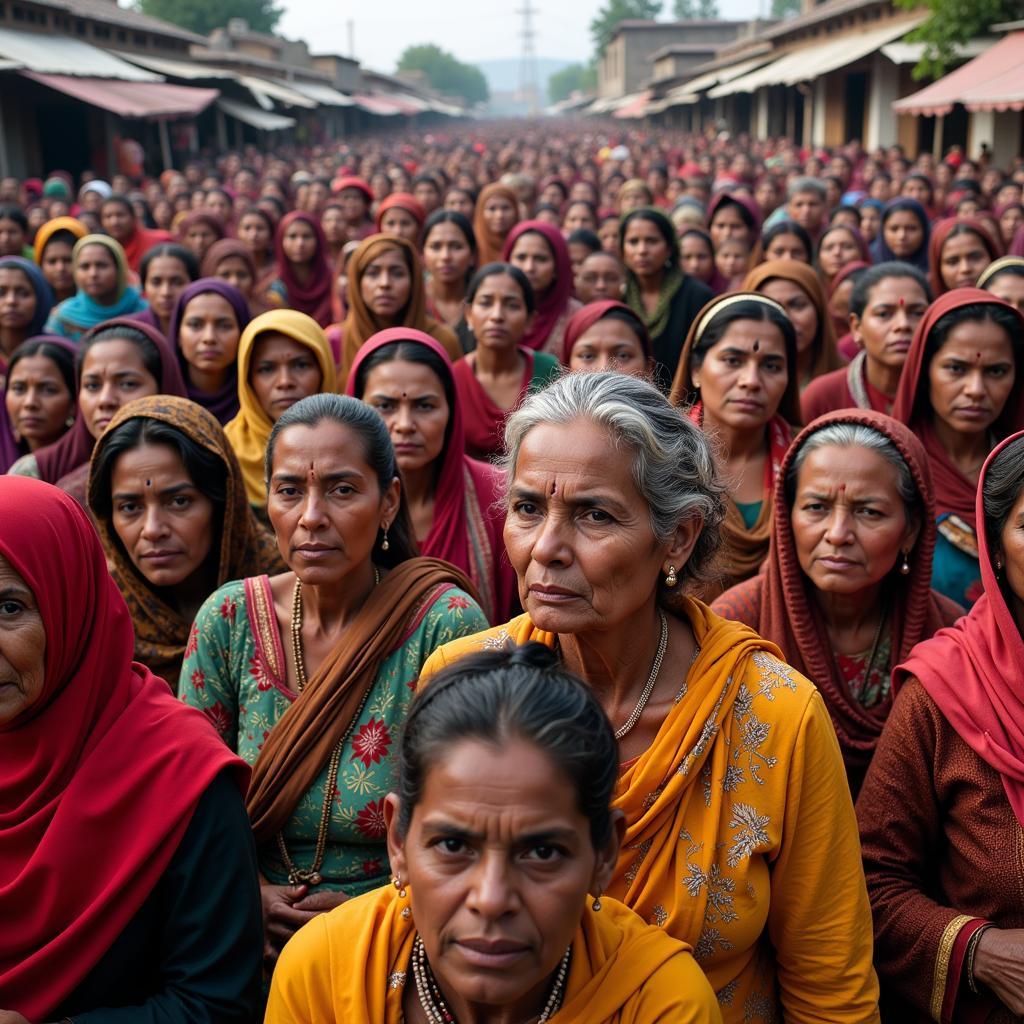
420, 599, 880, 1024
266, 884, 722, 1023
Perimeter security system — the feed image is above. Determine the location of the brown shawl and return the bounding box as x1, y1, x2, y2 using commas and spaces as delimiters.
246, 557, 475, 840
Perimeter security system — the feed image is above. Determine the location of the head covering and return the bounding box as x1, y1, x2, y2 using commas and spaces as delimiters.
34, 317, 187, 486
501, 220, 574, 352
978, 254, 1024, 290
200, 236, 258, 283
88, 396, 282, 682
42, 176, 71, 200
167, 278, 251, 424
272, 210, 334, 327
32, 215, 87, 264
561, 299, 652, 365
175, 210, 226, 248
374, 192, 426, 235
224, 308, 337, 507
869, 198, 930, 271
927, 216, 1002, 296
0, 256, 54, 338
473, 182, 520, 264
894, 429, 1024, 828
817, 222, 871, 270
0, 476, 246, 1019
892, 288, 1024, 530
742, 258, 843, 381
735, 409, 957, 783
79, 179, 112, 201
331, 175, 374, 201
51, 234, 144, 334
345, 327, 516, 623
707, 191, 763, 237
113, 205, 173, 275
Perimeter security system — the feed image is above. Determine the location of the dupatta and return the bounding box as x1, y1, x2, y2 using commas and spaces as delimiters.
272, 211, 334, 327
473, 182, 520, 265
0, 256, 54, 338
927, 217, 1002, 297
501, 221, 574, 352
561, 300, 652, 365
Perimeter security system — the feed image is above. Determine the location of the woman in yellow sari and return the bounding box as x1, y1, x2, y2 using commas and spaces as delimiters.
267, 643, 722, 1023
419, 372, 880, 1023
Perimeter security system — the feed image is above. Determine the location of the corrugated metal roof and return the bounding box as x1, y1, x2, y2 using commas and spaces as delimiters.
0, 26, 161, 79
216, 95, 295, 131
287, 80, 354, 106
27, 0, 205, 43
238, 75, 317, 109
23, 72, 217, 117
115, 51, 240, 80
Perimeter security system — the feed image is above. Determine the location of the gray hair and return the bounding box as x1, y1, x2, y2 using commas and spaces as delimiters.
787, 177, 826, 201
502, 371, 727, 587
786, 422, 921, 524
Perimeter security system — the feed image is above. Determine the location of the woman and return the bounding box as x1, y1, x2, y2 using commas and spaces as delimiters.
761, 219, 813, 264
621, 208, 714, 391
176, 210, 225, 267
201, 237, 266, 313
168, 278, 250, 424
618, 179, 653, 213
743, 259, 843, 388
422, 209, 476, 353
443, 185, 476, 220
563, 198, 598, 234
869, 198, 930, 272
928, 217, 1002, 297
562, 299, 653, 377
88, 395, 282, 685
858, 199, 884, 247
670, 292, 802, 597
816, 223, 870, 291
679, 229, 728, 295
802, 262, 931, 421
99, 194, 172, 273
712, 410, 963, 795
331, 176, 375, 244
893, 288, 1024, 607
0, 257, 53, 383
454, 263, 560, 461
857, 430, 1024, 1023
0, 336, 75, 473
0, 476, 261, 1022
978, 254, 1024, 313
45, 235, 146, 344
181, 393, 487, 965
237, 206, 277, 293
33, 215, 86, 303
224, 308, 337, 511
265, 211, 334, 328
348, 328, 518, 624
375, 192, 427, 245
473, 182, 520, 265
503, 220, 580, 358
336, 234, 460, 382
0, 204, 30, 258
137, 243, 199, 339
421, 371, 880, 1023
266, 644, 721, 1023
707, 192, 761, 253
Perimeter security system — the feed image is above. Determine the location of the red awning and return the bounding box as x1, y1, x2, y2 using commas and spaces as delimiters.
894, 32, 1024, 116
612, 90, 652, 120
353, 93, 403, 116
23, 72, 218, 119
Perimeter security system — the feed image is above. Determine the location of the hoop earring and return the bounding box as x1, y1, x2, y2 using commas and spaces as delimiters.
665, 565, 678, 588
392, 874, 406, 899
899, 551, 911, 576
381, 525, 390, 552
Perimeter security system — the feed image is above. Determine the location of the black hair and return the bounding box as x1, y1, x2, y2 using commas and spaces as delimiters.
903, 174, 934, 199
412, 173, 441, 193
240, 206, 276, 232
445, 185, 478, 206
466, 262, 535, 314
619, 208, 678, 272
100, 195, 135, 221
140, 243, 200, 286
710, 195, 757, 231
264, 393, 417, 569
828, 205, 861, 226
534, 203, 561, 219
567, 228, 601, 254
0, 205, 27, 232
39, 228, 79, 256
395, 642, 619, 848
423, 209, 477, 259
7, 338, 75, 397
984, 263, 1024, 288
761, 219, 813, 262
690, 298, 797, 377
565, 199, 597, 220
850, 261, 931, 318
983, 434, 1024, 590
81, 325, 162, 382
939, 221, 999, 263
206, 186, 234, 207
679, 228, 714, 255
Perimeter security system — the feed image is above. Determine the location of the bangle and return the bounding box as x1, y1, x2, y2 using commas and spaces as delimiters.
967, 923, 994, 995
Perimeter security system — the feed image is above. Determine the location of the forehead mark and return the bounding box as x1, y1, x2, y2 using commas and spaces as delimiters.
145, 479, 152, 488
897, 297, 905, 308
753, 339, 760, 352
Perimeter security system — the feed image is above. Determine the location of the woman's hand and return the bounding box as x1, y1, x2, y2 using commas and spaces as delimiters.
260, 883, 350, 965
0, 1012, 32, 1024
973, 927, 1024, 1015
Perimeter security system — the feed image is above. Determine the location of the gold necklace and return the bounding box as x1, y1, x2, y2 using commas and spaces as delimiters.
275, 568, 380, 886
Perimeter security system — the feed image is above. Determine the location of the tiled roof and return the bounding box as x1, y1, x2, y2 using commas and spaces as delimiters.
26, 0, 206, 44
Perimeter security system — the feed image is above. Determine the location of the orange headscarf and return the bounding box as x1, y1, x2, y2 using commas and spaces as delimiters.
33, 216, 87, 263
473, 182, 520, 265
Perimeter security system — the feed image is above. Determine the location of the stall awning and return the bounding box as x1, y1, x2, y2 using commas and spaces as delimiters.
881, 39, 991, 65
612, 91, 651, 119
287, 80, 354, 106
682, 55, 774, 95
115, 51, 240, 81
216, 96, 295, 131
353, 93, 404, 116
711, 16, 926, 97
22, 73, 218, 118
238, 75, 317, 109
0, 27, 160, 80
894, 31, 1024, 115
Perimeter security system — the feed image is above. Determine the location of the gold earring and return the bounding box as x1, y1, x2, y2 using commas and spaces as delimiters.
665, 565, 678, 588
381, 525, 390, 552
392, 874, 406, 899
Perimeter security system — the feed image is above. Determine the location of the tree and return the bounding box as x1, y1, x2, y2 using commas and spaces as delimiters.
590, 0, 663, 55
770, 0, 801, 17
895, 0, 1018, 80
136, 0, 282, 37
673, 0, 719, 18
548, 62, 598, 103
396, 44, 489, 106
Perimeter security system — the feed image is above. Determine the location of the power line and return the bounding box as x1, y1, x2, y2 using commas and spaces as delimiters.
516, 3, 540, 114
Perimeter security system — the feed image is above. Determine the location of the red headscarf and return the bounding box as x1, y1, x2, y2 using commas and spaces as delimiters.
927, 216, 1002, 296
706, 191, 763, 238
345, 327, 517, 623
375, 192, 427, 236
561, 299, 652, 365
273, 210, 334, 326
892, 288, 1024, 530
501, 220, 574, 351
894, 428, 1024, 828
331, 175, 374, 202
0, 477, 247, 1019
119, 221, 173, 274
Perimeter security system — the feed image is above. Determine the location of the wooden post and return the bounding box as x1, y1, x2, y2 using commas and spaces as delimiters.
0, 94, 10, 177
158, 119, 173, 171
933, 114, 944, 160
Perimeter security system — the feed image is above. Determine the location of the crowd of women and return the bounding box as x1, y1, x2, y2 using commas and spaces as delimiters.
3, 124, 1024, 1023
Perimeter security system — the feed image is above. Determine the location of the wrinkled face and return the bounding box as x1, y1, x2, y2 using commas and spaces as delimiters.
568, 318, 647, 376
510, 233, 556, 295
882, 211, 923, 257
282, 219, 318, 265
482, 197, 517, 236
680, 235, 713, 281
621, 218, 668, 279
709, 203, 749, 247
940, 232, 990, 291
75, 244, 119, 301
788, 191, 824, 232
466, 273, 531, 352
792, 444, 919, 597
386, 737, 617, 1020
818, 229, 861, 278
360, 248, 412, 322
5, 354, 74, 450
927, 318, 1016, 439
987, 273, 1024, 315
764, 232, 808, 263
424, 222, 473, 285
110, 442, 215, 590
575, 253, 622, 304
100, 202, 133, 241
178, 292, 240, 378
41, 239, 74, 293
0, 553, 46, 728
238, 213, 271, 253
851, 276, 928, 373
0, 267, 36, 333
757, 278, 817, 356
144, 255, 190, 321
248, 332, 323, 423
214, 255, 254, 295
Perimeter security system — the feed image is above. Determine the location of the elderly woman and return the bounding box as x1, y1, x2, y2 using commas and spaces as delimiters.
266, 643, 722, 1023
712, 410, 963, 795
857, 429, 1024, 1023
181, 393, 487, 967
87, 396, 282, 685
0, 476, 261, 1022
421, 372, 880, 1023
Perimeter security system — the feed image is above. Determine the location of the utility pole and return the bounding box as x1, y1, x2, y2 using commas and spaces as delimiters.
347, 19, 355, 60
516, 3, 540, 115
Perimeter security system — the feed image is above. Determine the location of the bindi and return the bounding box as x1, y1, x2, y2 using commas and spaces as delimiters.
753, 339, 760, 353
145, 479, 152, 488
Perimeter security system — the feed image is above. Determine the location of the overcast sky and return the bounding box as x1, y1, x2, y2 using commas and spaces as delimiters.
277, 0, 759, 72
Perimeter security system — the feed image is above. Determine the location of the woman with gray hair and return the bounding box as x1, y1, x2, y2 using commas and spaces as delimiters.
420, 371, 880, 1023
713, 411, 963, 796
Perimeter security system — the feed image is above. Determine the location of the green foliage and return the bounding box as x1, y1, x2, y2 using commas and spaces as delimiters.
136, 0, 282, 36
548, 62, 598, 103
673, 0, 720, 17
769, 0, 801, 17
591, 0, 664, 55
894, 0, 1018, 79
396, 44, 489, 105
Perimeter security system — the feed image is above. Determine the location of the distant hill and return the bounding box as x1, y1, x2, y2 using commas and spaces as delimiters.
475, 57, 575, 111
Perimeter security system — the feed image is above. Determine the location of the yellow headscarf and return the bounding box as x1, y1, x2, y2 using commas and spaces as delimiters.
224, 308, 338, 508
33, 216, 87, 264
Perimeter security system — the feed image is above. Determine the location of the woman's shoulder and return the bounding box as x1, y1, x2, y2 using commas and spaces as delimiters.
709, 575, 764, 626
412, 581, 490, 641
193, 577, 256, 630
7, 452, 39, 478
420, 613, 540, 680
800, 365, 852, 421
530, 349, 562, 385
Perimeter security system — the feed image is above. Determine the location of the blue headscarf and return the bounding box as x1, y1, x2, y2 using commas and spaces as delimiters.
0, 256, 54, 338
869, 197, 931, 271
